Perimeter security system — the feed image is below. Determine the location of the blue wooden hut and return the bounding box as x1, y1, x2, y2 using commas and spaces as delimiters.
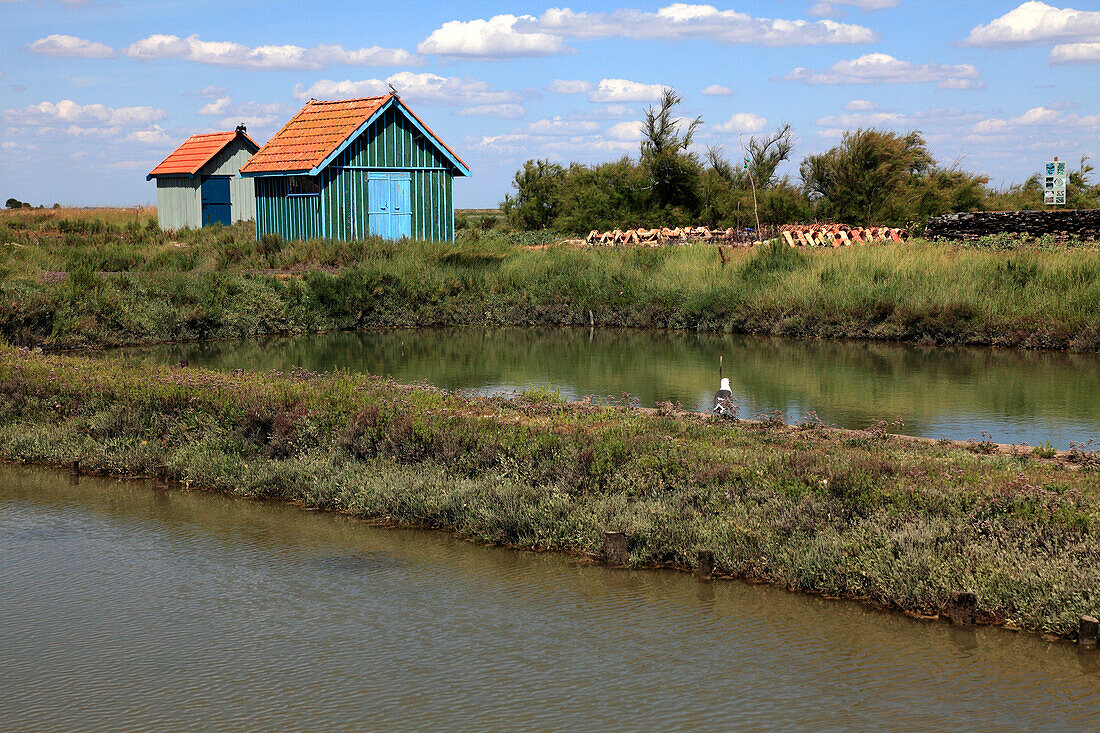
240, 94, 469, 242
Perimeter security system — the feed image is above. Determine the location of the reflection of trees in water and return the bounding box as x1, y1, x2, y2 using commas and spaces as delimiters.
121, 327, 1100, 439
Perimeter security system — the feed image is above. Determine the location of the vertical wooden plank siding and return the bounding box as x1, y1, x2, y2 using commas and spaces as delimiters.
253, 105, 459, 242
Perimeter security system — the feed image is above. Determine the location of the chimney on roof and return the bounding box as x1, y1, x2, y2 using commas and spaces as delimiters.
235, 123, 247, 135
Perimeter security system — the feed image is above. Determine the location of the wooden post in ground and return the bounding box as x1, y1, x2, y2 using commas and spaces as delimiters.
154, 464, 169, 488
603, 531, 628, 566
696, 549, 714, 580
69, 459, 80, 475
1080, 615, 1099, 647
946, 591, 978, 624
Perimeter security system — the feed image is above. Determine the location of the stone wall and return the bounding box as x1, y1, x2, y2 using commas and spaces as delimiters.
925, 209, 1100, 241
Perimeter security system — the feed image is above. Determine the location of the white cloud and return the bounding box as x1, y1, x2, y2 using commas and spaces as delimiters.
964, 2, 1100, 46
711, 112, 768, 133
589, 78, 667, 103
201, 100, 288, 131
815, 110, 910, 127
809, 0, 898, 17
526, 117, 600, 136
418, 14, 570, 59
126, 127, 174, 145
458, 103, 526, 118
125, 34, 419, 70
970, 106, 1100, 136
186, 85, 228, 99
844, 99, 877, 111
1050, 41, 1100, 63
294, 72, 520, 107
701, 84, 735, 96
5, 99, 165, 127
520, 4, 876, 46
606, 120, 645, 141
29, 34, 115, 58
585, 104, 637, 119
197, 97, 231, 116
783, 53, 983, 88
547, 79, 593, 94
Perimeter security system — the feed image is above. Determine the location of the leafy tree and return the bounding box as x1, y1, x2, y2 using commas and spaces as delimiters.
500, 159, 565, 230
800, 129, 933, 226
640, 88, 702, 216
701, 125, 803, 228
5, 198, 31, 210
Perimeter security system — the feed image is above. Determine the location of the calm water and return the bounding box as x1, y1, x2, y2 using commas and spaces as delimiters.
121, 327, 1100, 448
2, 463, 1098, 731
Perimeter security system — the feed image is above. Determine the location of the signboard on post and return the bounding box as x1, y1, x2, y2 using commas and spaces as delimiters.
1044, 159, 1067, 206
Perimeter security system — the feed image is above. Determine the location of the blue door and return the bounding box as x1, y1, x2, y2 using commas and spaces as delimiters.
368, 172, 412, 240
201, 177, 231, 227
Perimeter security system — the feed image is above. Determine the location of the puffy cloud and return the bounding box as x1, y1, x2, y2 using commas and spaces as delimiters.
29, 34, 115, 58
970, 106, 1099, 136
547, 79, 593, 94
525, 117, 600, 135
809, 0, 898, 17
126, 127, 174, 145
186, 85, 228, 99
963, 2, 1100, 46
585, 104, 637, 119
1050, 41, 1100, 63
588, 78, 667, 103
125, 34, 419, 70
5, 99, 165, 127
814, 110, 910, 127
418, 14, 570, 59
710, 112, 768, 133
520, 4, 876, 46
783, 53, 983, 88
197, 97, 231, 116
293, 72, 520, 107
700, 84, 735, 96
845, 99, 877, 111
458, 104, 526, 118
196, 99, 288, 131
606, 120, 645, 141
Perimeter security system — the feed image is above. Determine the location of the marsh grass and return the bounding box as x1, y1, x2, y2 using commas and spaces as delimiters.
0, 345, 1097, 637
2, 208, 1100, 350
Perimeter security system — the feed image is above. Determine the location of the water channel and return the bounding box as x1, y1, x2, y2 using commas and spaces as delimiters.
2, 463, 1098, 730
120, 327, 1100, 448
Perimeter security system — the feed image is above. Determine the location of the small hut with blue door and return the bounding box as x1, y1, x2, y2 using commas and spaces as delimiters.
240, 94, 469, 242
147, 126, 259, 230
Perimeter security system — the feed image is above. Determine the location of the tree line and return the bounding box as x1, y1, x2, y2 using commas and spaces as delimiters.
500, 90, 1100, 234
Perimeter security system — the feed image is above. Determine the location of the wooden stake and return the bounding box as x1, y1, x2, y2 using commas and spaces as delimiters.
603, 531, 628, 565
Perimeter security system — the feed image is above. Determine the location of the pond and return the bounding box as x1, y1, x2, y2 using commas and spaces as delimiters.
120, 327, 1100, 448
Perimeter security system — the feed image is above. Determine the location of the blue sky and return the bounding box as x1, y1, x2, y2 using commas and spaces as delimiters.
1, 0, 1098, 208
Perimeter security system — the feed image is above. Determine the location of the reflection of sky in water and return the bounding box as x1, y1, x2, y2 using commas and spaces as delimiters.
439, 378, 1098, 449
118, 328, 1100, 450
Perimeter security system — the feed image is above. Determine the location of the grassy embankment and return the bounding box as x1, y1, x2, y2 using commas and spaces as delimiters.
0, 345, 1097, 638
1, 208, 1100, 351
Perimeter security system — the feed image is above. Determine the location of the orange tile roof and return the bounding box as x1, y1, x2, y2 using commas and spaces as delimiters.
148, 130, 258, 178
240, 96, 391, 174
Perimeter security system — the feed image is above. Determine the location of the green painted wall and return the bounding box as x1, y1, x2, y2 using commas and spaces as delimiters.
253, 102, 458, 243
